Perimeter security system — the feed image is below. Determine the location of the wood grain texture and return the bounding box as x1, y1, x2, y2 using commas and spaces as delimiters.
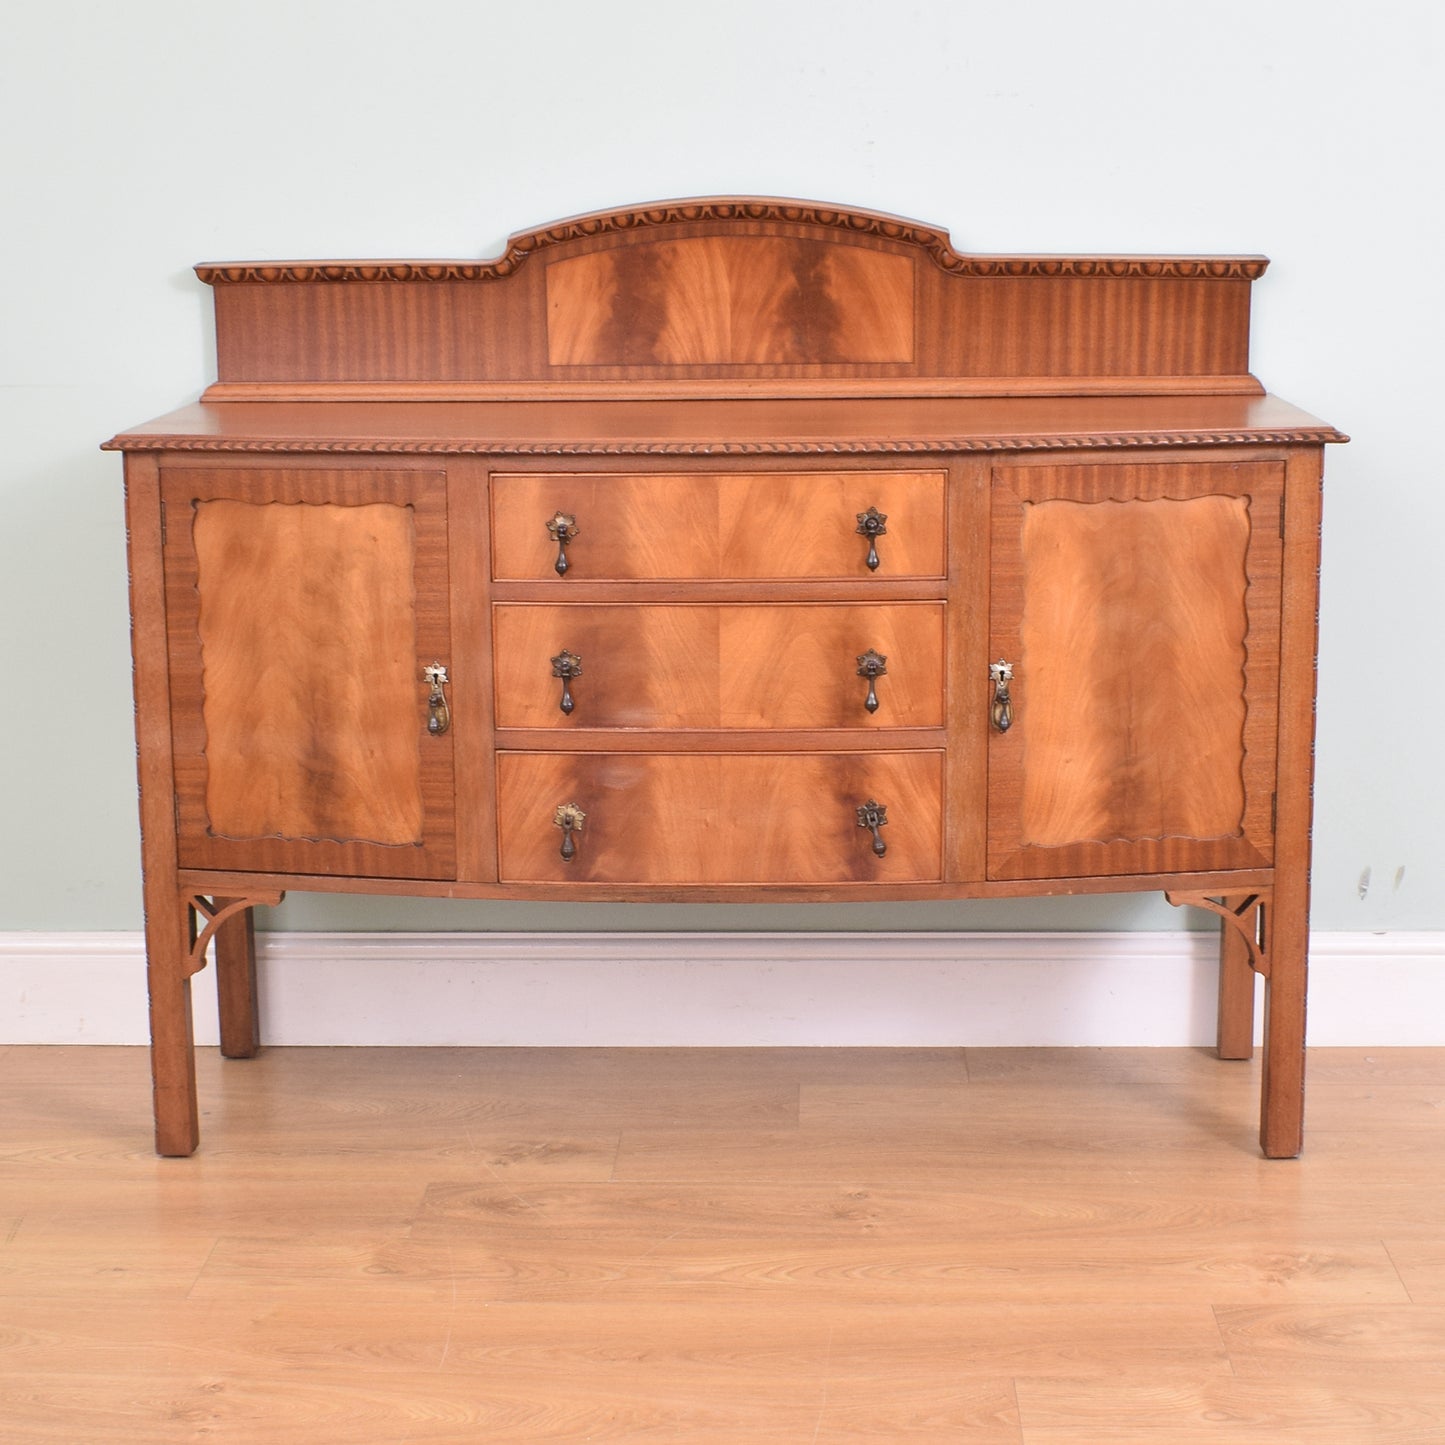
496, 750, 944, 884
161, 467, 456, 880
193, 198, 1264, 396
3, 1046, 1442, 1443
193, 498, 423, 843
988, 459, 1283, 881
1019, 493, 1250, 842
492, 602, 945, 729
490, 469, 946, 580
546, 236, 915, 366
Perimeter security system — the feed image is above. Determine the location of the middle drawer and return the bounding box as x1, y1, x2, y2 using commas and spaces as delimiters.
493, 602, 946, 730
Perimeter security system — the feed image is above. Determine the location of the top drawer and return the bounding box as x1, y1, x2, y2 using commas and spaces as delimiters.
490, 471, 947, 581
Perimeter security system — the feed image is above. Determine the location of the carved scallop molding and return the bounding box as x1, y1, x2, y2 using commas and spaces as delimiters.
104, 427, 1349, 456
194, 199, 1271, 286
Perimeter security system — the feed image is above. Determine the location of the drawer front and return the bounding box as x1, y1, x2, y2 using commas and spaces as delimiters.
491, 471, 946, 580
493, 603, 945, 730
497, 751, 944, 884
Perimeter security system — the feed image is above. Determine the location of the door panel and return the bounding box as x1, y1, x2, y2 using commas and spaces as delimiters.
988, 460, 1282, 881
163, 467, 456, 879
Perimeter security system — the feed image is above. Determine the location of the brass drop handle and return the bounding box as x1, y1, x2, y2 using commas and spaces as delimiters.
554, 803, 586, 861
855, 506, 888, 572
856, 649, 887, 714
856, 799, 888, 857
551, 650, 582, 715
989, 660, 1014, 733
546, 512, 579, 576
423, 663, 450, 736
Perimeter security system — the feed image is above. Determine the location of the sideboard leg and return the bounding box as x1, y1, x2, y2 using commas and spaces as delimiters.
1216, 896, 1257, 1060
1259, 446, 1323, 1160
1261, 891, 1308, 1159
146, 894, 200, 1157
212, 898, 261, 1059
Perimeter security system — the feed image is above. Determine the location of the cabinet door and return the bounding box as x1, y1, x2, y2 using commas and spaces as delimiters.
987, 460, 1282, 881
162, 467, 456, 879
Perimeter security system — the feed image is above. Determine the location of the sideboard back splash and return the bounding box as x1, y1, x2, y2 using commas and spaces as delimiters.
197, 198, 1265, 399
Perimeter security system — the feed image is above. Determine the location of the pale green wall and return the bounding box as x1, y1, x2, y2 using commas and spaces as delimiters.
2, 1, 1439, 935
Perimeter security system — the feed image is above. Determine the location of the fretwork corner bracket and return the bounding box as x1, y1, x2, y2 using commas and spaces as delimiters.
1165, 890, 1270, 977
185, 891, 285, 976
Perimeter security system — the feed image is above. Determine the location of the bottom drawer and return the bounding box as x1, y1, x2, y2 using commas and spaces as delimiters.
497, 751, 944, 885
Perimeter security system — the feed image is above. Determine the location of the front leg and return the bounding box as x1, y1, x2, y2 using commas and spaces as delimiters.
146, 891, 200, 1156
1165, 890, 1301, 1156
1260, 881, 1308, 1159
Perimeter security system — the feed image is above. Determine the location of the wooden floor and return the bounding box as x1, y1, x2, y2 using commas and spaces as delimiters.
3, 1045, 1445, 1442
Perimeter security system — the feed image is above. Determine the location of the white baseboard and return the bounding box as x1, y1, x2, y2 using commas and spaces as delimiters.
2, 930, 1441, 1047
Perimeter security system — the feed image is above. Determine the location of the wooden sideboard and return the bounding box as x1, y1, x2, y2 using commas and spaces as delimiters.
106, 198, 1345, 1157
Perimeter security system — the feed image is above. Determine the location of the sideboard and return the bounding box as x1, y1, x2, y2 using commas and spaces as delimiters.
105, 198, 1345, 1156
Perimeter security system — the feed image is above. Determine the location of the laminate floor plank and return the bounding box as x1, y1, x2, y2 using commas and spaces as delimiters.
0, 1233, 219, 1300
192, 1229, 1403, 1307
962, 1046, 1237, 1084
1017, 1375, 1445, 1441
2, 1045, 1444, 1442
0, 1366, 1026, 1444
409, 1178, 1306, 1240
1216, 1304, 1445, 1374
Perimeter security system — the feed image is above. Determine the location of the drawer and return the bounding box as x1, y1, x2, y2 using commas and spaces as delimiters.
490, 470, 946, 580
493, 602, 945, 729
497, 750, 944, 884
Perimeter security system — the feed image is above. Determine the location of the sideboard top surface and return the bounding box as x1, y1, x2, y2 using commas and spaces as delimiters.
105, 392, 1345, 455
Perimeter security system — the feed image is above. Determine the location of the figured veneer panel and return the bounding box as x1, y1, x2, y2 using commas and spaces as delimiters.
162, 468, 456, 880
1018, 494, 1250, 845
492, 603, 945, 730
545, 237, 915, 367
496, 751, 944, 885
988, 460, 1282, 881
194, 500, 423, 843
490, 471, 946, 581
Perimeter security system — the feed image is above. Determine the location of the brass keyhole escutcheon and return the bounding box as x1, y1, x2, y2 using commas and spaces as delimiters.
423, 662, 450, 736
989, 660, 1014, 733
